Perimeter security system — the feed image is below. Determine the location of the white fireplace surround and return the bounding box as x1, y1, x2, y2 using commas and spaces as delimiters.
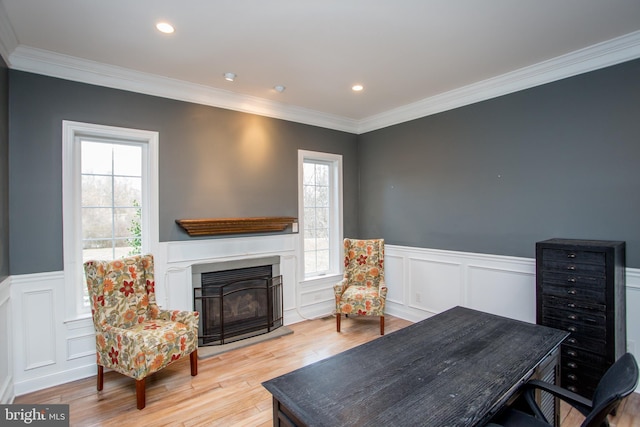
154, 233, 304, 325
191, 255, 281, 293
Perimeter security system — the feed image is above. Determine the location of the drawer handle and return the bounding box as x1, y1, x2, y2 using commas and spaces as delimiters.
567, 277, 577, 283
567, 326, 577, 332
567, 265, 576, 270
567, 350, 577, 357
567, 362, 578, 369
568, 374, 578, 381
567, 253, 576, 259
567, 314, 577, 320
567, 338, 577, 344
567, 289, 577, 295
567, 303, 576, 308
568, 386, 578, 392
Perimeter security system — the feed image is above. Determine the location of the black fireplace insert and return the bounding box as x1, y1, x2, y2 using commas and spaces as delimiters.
193, 262, 283, 346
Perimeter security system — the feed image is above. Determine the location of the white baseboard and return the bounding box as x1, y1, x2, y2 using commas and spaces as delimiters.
14, 365, 97, 397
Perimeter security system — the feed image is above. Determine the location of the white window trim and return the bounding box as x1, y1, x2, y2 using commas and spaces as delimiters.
298, 150, 343, 281
62, 121, 159, 320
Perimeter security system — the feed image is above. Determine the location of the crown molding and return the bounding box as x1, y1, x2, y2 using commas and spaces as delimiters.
8, 46, 360, 133
357, 30, 640, 134
0, 2, 18, 66
4, 30, 640, 135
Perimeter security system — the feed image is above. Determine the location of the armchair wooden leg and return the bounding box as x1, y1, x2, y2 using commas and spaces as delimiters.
97, 365, 104, 391
336, 313, 341, 332
380, 316, 385, 335
190, 350, 198, 376
136, 378, 146, 410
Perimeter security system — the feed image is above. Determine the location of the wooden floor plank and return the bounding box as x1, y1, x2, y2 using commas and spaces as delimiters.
13, 314, 640, 426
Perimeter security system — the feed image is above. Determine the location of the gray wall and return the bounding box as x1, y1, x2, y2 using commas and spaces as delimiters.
0, 56, 8, 280
8, 71, 359, 275
358, 58, 640, 267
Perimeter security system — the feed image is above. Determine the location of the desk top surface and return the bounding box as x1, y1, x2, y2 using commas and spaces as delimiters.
262, 306, 568, 427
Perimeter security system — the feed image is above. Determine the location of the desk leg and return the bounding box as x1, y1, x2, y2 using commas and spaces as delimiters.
533, 348, 561, 427
272, 396, 304, 427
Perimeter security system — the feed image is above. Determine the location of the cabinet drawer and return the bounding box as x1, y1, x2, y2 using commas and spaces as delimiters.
563, 334, 607, 355
542, 296, 605, 314
541, 284, 606, 304
541, 316, 606, 340
542, 248, 605, 265
561, 345, 607, 366
541, 260, 605, 276
561, 371, 598, 398
561, 355, 606, 397
541, 271, 605, 288
542, 306, 605, 326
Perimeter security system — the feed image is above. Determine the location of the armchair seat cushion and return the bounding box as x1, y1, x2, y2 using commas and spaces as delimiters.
339, 285, 385, 315
97, 318, 197, 380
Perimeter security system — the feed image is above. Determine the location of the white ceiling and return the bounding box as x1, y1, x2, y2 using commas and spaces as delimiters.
1, 0, 640, 133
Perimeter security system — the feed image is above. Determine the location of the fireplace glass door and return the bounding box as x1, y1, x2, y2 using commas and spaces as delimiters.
193, 265, 283, 346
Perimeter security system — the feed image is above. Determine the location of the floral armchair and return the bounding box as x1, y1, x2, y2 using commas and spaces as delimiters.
334, 238, 387, 335
83, 254, 199, 409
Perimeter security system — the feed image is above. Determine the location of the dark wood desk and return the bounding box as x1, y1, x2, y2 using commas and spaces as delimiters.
262, 306, 568, 427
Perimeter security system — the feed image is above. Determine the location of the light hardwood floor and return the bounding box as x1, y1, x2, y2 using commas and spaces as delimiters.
14, 315, 640, 426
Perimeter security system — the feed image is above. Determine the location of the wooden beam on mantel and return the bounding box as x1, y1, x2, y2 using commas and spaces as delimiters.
175, 217, 298, 236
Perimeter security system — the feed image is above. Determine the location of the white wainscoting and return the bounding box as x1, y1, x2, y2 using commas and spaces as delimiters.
10, 271, 96, 396
7, 242, 640, 396
384, 245, 538, 323
0, 276, 13, 403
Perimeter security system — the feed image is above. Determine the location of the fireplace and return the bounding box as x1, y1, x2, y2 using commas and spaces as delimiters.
192, 257, 283, 346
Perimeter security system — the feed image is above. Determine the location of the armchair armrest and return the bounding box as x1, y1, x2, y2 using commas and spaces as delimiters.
155, 309, 200, 330
522, 379, 593, 421
379, 279, 388, 299
334, 278, 348, 298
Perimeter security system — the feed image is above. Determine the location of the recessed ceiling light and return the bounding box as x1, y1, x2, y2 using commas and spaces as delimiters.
274, 85, 286, 93
224, 72, 236, 82
352, 84, 364, 92
156, 22, 175, 34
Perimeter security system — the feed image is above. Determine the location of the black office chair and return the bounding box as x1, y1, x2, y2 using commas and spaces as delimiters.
487, 352, 638, 427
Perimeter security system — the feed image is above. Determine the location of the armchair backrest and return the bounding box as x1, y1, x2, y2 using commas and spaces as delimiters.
583, 352, 639, 427
343, 238, 385, 287
84, 254, 160, 330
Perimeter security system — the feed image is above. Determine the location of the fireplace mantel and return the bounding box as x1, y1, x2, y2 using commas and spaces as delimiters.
176, 217, 297, 236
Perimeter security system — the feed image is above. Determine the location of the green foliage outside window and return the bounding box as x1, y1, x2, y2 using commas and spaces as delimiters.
127, 200, 142, 256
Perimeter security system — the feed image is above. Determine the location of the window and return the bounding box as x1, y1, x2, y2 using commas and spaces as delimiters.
298, 150, 343, 278
81, 140, 142, 261
63, 121, 158, 318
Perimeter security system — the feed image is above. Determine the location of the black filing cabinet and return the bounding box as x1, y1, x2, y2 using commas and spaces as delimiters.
536, 238, 626, 399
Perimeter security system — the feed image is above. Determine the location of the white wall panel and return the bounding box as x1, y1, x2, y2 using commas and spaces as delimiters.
467, 265, 535, 322
626, 270, 640, 356
409, 258, 462, 313
0, 277, 13, 403
384, 254, 405, 304
22, 289, 56, 370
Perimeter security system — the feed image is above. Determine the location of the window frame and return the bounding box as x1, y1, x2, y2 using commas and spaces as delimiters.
62, 121, 159, 319
298, 150, 343, 280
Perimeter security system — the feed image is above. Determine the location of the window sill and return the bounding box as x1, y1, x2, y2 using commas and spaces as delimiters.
302, 273, 342, 287
64, 313, 93, 329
